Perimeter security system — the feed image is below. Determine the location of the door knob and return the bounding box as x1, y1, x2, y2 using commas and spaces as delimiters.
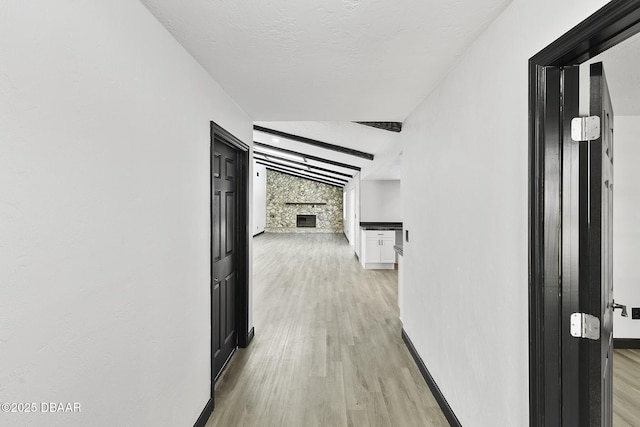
613, 300, 628, 317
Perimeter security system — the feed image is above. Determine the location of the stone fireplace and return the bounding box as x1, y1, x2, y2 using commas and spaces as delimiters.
265, 170, 343, 233
296, 214, 317, 228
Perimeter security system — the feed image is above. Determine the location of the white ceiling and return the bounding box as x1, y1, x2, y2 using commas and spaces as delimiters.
584, 33, 640, 117
253, 121, 402, 181
140, 0, 512, 121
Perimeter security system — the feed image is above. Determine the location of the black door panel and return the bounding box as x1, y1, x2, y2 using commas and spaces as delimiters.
578, 61, 614, 427
212, 139, 238, 381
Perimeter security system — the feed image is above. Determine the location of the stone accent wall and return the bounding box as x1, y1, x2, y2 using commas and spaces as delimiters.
266, 170, 343, 233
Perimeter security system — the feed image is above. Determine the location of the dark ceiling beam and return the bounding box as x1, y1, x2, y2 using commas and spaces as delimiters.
254, 125, 374, 161
254, 150, 354, 178
257, 163, 344, 188
354, 121, 403, 133
255, 158, 348, 183
253, 141, 361, 171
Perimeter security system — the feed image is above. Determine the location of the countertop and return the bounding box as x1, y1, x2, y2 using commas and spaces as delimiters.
360, 222, 403, 230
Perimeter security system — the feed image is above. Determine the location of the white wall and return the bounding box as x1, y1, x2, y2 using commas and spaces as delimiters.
613, 117, 640, 338
343, 173, 361, 253
360, 180, 402, 223
0, 1, 252, 427
253, 162, 267, 235
399, 0, 609, 426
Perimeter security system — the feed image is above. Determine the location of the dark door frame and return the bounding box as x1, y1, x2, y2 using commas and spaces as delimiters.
206, 121, 252, 419
529, 1, 640, 425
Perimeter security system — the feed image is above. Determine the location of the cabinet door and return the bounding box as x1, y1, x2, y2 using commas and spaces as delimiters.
380, 238, 396, 263
365, 239, 381, 263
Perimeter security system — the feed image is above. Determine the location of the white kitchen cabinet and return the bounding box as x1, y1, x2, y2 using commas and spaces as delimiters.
360, 229, 396, 269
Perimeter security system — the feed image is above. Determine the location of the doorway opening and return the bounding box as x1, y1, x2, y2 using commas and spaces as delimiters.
209, 121, 252, 414
529, 1, 640, 425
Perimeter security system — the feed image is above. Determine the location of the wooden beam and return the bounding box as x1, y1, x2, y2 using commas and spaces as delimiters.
254, 141, 361, 171
354, 122, 403, 133
255, 159, 348, 183
254, 126, 374, 160
254, 150, 354, 178
258, 163, 344, 188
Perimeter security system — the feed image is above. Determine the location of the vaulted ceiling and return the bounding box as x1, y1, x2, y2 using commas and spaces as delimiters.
253, 121, 403, 185
140, 0, 514, 183
138, 1, 640, 184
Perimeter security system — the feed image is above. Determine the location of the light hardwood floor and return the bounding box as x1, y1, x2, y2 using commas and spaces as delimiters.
205, 233, 640, 426
206, 233, 449, 427
614, 348, 640, 426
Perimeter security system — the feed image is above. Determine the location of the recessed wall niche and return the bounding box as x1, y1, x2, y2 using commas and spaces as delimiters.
265, 170, 343, 233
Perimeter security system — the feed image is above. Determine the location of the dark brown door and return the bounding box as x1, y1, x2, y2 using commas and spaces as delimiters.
579, 61, 614, 427
212, 137, 238, 380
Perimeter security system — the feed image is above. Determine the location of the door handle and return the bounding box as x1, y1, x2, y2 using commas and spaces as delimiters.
613, 300, 628, 317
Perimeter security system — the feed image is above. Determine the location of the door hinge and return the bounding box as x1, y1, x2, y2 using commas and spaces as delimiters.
570, 313, 600, 340
571, 116, 600, 142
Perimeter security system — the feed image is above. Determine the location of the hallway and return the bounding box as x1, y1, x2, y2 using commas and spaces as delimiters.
206, 233, 448, 427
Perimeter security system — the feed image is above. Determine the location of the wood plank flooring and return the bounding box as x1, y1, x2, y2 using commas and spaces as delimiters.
206, 233, 448, 427
614, 349, 640, 426
204, 232, 640, 426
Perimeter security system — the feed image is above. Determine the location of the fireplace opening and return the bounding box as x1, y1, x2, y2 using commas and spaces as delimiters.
296, 214, 316, 228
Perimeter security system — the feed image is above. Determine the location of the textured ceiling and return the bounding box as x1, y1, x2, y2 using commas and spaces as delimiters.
140, 0, 512, 121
